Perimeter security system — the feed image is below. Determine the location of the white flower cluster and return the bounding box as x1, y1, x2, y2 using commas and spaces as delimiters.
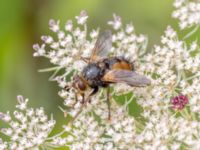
141, 26, 200, 100
7, 0, 197, 149
0, 96, 66, 150
172, 0, 200, 29
134, 25, 200, 149
34, 11, 148, 117
33, 10, 95, 75
60, 99, 136, 150
136, 112, 200, 150
33, 11, 148, 75
182, 76, 200, 113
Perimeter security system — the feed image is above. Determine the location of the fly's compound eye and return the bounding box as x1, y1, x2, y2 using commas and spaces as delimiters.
77, 81, 87, 91
72, 75, 87, 91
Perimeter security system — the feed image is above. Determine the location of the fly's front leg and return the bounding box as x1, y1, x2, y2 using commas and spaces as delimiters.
80, 93, 85, 104
71, 92, 78, 108
131, 60, 135, 71
65, 84, 78, 108
72, 92, 84, 108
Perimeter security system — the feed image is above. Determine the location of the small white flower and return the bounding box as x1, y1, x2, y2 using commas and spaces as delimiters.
190, 41, 198, 51
90, 29, 98, 38
16, 95, 28, 110
126, 23, 134, 34
165, 26, 177, 38
0, 112, 11, 122
75, 10, 88, 25
108, 14, 122, 30
50, 42, 59, 49
65, 20, 73, 31
41, 35, 53, 44
33, 44, 46, 57
58, 31, 65, 39
49, 19, 60, 32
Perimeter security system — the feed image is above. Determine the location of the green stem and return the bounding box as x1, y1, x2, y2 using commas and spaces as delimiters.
38, 66, 62, 72
49, 67, 63, 81
180, 108, 191, 120
134, 119, 145, 130
183, 25, 200, 40
185, 73, 200, 81
191, 111, 197, 120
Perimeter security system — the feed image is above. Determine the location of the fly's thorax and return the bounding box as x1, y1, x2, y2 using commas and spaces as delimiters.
82, 63, 105, 87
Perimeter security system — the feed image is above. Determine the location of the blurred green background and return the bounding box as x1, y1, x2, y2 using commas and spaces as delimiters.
0, 0, 174, 144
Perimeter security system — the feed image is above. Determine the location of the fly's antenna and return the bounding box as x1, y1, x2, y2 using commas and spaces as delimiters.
80, 56, 90, 63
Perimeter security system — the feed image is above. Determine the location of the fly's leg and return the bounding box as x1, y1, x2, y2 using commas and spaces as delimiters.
80, 93, 85, 104
106, 87, 111, 120
80, 56, 90, 63
72, 92, 85, 108
130, 60, 135, 71
88, 87, 99, 103
71, 92, 78, 108
65, 84, 78, 108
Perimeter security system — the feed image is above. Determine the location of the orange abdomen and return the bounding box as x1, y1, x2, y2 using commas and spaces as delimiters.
103, 57, 133, 71
112, 60, 132, 70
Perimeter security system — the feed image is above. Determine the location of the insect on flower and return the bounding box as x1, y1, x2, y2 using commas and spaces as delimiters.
69, 30, 151, 120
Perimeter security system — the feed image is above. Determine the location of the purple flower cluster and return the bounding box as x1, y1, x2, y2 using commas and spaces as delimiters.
171, 94, 189, 110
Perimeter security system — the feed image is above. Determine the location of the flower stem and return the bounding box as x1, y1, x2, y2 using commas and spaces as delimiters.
183, 25, 200, 40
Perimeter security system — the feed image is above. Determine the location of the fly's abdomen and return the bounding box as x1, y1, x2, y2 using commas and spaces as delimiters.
103, 57, 134, 71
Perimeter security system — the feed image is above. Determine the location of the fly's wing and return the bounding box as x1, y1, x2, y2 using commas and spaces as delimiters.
102, 70, 151, 87
90, 30, 112, 62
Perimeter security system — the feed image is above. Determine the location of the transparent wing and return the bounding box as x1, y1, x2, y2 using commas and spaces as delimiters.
102, 70, 151, 87
90, 30, 112, 61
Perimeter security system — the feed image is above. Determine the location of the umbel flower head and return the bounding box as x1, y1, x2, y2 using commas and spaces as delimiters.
33, 10, 149, 118
0, 96, 68, 150
31, 4, 200, 149
32, 10, 150, 149
6, 1, 196, 149
173, 0, 200, 29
